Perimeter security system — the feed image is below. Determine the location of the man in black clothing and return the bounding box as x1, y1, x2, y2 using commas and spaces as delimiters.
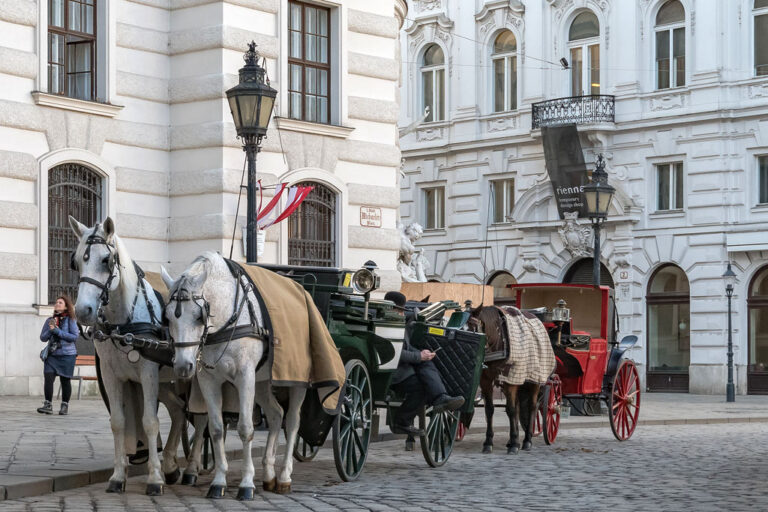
385, 292, 465, 436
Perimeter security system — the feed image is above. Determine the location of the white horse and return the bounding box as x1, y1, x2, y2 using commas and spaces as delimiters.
70, 216, 206, 494
161, 252, 306, 499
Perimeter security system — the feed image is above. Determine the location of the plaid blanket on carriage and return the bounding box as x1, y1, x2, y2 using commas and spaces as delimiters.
498, 307, 556, 386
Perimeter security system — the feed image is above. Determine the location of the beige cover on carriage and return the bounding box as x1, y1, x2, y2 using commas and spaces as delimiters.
499, 308, 556, 386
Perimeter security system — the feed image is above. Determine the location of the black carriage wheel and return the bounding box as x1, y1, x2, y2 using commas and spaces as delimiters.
609, 360, 640, 441
419, 407, 459, 467
542, 376, 562, 446
293, 435, 321, 462
332, 359, 372, 482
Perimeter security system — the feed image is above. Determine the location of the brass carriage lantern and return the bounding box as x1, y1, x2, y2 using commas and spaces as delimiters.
582, 154, 615, 287
226, 42, 277, 264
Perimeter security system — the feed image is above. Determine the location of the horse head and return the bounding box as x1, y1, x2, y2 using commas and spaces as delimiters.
69, 216, 123, 325
162, 258, 213, 378
468, 304, 506, 355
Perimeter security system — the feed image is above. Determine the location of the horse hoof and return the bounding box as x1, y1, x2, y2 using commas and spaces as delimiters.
146, 483, 164, 496
507, 446, 519, 455
405, 440, 415, 452
164, 468, 181, 485
482, 445, 492, 454
262, 478, 276, 492
206, 485, 226, 499
105, 480, 125, 493
275, 481, 292, 494
522, 441, 532, 451
236, 487, 255, 500
181, 473, 197, 486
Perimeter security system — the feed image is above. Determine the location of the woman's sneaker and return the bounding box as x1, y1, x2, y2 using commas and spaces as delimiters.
59, 402, 69, 415
37, 400, 53, 414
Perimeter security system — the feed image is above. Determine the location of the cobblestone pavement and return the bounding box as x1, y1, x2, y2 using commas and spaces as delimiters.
2, 421, 766, 511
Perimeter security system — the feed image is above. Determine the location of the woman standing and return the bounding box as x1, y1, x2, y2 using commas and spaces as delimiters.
38, 296, 79, 415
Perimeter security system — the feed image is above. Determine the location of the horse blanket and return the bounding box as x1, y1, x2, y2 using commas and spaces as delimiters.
499, 307, 556, 386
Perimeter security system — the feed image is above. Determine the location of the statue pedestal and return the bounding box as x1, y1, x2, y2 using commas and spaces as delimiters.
400, 282, 493, 308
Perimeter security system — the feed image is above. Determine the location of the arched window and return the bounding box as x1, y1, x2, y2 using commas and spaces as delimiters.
492, 31, 517, 112
421, 44, 445, 122
288, 181, 337, 267
646, 264, 690, 392
755, 0, 768, 76
48, 163, 103, 302
568, 11, 600, 96
748, 265, 768, 393
655, 0, 686, 89
488, 271, 516, 306
562, 258, 614, 288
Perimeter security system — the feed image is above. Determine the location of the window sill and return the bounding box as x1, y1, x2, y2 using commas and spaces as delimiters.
422, 228, 446, 236
751, 203, 768, 213
650, 209, 685, 218
275, 117, 354, 139
32, 92, 124, 118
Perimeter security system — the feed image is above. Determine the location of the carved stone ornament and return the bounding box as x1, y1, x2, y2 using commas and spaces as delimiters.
416, 126, 444, 141
397, 222, 431, 282
487, 115, 517, 132
522, 258, 539, 273
611, 253, 632, 269
558, 211, 593, 258
650, 93, 686, 111
415, 0, 441, 12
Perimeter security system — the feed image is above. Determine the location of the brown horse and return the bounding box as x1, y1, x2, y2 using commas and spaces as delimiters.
469, 305, 550, 455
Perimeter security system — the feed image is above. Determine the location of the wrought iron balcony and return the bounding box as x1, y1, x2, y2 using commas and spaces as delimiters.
531, 94, 615, 130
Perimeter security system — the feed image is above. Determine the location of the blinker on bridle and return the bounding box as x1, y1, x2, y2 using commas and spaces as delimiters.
167, 285, 212, 348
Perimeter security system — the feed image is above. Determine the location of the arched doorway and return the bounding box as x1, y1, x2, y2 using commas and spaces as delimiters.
488, 271, 516, 306
288, 181, 337, 267
748, 265, 768, 394
646, 264, 690, 392
563, 258, 614, 288
48, 163, 103, 302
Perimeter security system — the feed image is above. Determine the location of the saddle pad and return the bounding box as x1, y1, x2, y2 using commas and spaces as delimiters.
409, 324, 485, 414
499, 308, 556, 386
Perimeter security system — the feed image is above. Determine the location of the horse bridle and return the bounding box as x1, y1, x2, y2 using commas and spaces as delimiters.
166, 285, 212, 349
71, 234, 120, 307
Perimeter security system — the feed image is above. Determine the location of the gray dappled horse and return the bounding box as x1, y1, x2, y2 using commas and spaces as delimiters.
70, 216, 206, 494
161, 252, 306, 499
469, 305, 544, 454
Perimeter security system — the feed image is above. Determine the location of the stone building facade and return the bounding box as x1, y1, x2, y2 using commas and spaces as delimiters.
399, 0, 768, 394
0, 0, 407, 395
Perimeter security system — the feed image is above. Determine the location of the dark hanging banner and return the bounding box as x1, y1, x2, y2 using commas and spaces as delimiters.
541, 125, 589, 219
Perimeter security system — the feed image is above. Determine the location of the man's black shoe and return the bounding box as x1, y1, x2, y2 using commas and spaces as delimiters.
392, 424, 424, 436
432, 395, 465, 413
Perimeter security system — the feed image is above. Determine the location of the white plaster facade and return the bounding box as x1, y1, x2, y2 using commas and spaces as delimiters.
0, 0, 407, 395
399, 0, 768, 394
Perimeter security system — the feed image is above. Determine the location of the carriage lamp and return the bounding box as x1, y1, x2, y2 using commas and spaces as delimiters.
552, 299, 570, 323
352, 268, 378, 295
582, 154, 615, 287
226, 41, 277, 264
723, 262, 737, 402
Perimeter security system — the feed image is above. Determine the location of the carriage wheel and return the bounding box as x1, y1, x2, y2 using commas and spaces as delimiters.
609, 360, 640, 441
542, 376, 562, 446
332, 359, 372, 482
419, 407, 459, 467
533, 407, 543, 437
293, 435, 321, 462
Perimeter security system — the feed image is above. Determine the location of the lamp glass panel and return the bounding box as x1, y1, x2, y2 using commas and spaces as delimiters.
258, 95, 275, 129
584, 189, 597, 214
598, 188, 612, 214
228, 95, 243, 130
239, 94, 260, 130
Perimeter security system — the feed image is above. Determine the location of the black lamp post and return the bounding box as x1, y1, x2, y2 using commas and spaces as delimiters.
226, 41, 277, 264
582, 154, 615, 287
723, 261, 737, 402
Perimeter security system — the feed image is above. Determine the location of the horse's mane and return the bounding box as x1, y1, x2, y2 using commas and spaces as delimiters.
476, 306, 506, 354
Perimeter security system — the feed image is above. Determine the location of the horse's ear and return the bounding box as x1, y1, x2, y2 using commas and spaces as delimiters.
470, 303, 484, 316
69, 215, 86, 238
103, 217, 116, 242
161, 266, 176, 291
420, 295, 430, 302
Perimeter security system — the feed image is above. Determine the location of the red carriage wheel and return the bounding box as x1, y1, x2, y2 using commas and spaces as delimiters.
542, 375, 562, 445
533, 406, 543, 437
609, 360, 640, 441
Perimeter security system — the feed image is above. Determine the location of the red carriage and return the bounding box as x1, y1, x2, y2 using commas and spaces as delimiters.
507, 284, 641, 443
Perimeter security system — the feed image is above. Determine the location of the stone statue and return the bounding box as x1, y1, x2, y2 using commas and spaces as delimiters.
397, 222, 430, 282
558, 211, 593, 258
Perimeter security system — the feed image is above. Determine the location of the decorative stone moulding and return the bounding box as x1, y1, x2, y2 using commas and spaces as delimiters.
748, 82, 768, 99
416, 125, 445, 141
31, 92, 123, 118
648, 91, 688, 111
486, 114, 519, 132
414, 0, 441, 13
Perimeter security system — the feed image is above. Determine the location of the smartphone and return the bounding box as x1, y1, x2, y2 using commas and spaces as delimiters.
432, 346, 443, 353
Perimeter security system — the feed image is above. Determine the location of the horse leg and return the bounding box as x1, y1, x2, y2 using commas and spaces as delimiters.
102, 373, 128, 493
235, 364, 257, 500
255, 380, 282, 492
480, 372, 494, 454
139, 368, 164, 495
520, 383, 539, 451
157, 383, 182, 485
503, 384, 520, 455
200, 373, 227, 499
277, 387, 306, 494
181, 413, 207, 485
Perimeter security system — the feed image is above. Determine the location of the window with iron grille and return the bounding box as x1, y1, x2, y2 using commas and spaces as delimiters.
48, 163, 103, 303
48, 0, 97, 101
288, 182, 336, 267
288, 0, 331, 124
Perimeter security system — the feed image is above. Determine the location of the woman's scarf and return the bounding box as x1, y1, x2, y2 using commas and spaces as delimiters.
52, 311, 68, 329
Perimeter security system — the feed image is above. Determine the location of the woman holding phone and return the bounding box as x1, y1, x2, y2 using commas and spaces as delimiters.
38, 296, 79, 415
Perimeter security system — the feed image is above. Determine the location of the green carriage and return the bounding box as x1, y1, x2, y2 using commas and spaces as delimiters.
259, 263, 486, 481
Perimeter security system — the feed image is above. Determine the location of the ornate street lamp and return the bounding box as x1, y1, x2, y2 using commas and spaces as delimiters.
582, 154, 615, 287
723, 261, 737, 402
226, 41, 277, 264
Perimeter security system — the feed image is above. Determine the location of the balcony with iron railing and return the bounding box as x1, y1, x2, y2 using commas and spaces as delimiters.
531, 94, 615, 130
